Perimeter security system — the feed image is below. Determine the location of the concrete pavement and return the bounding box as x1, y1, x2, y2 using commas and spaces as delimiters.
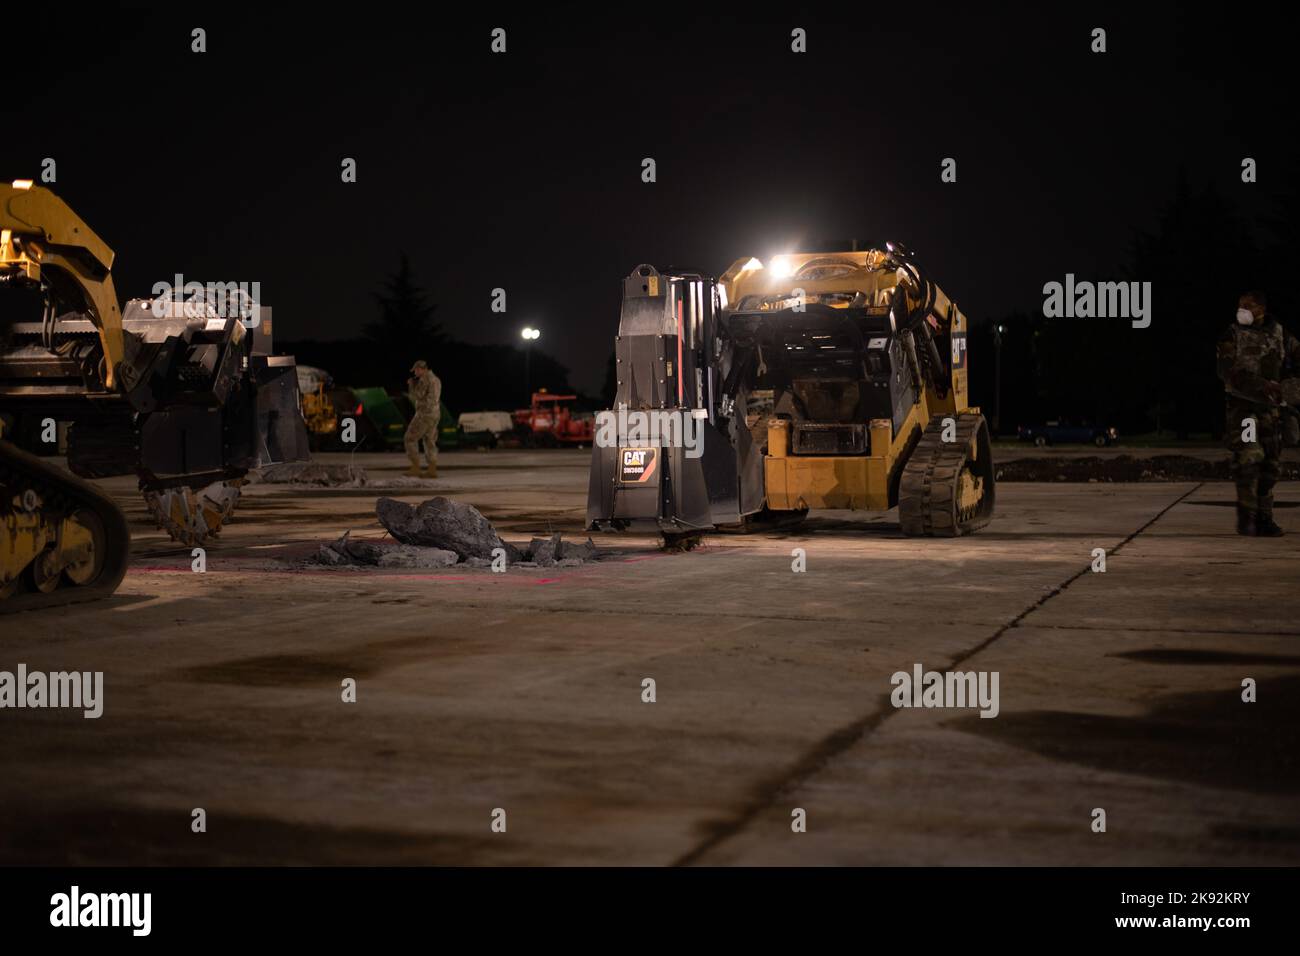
0, 450, 1295, 865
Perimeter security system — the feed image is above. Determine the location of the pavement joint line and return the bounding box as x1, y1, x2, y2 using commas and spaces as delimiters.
954, 481, 1205, 654
671, 482, 1205, 867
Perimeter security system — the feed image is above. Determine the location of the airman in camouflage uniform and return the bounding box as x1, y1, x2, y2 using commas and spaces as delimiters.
404, 359, 442, 477
1216, 291, 1299, 536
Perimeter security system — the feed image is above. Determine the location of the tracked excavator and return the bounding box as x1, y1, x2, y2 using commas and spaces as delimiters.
1, 180, 308, 611
587, 244, 995, 543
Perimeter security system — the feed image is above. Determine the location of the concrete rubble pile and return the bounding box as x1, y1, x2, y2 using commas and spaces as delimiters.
311, 496, 599, 570
254, 462, 367, 487
312, 531, 458, 569
252, 463, 439, 489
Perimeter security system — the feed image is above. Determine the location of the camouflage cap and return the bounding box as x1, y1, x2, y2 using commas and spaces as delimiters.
411, 359, 429, 372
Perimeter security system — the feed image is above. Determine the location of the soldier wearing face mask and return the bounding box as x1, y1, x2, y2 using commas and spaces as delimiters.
1216, 290, 1300, 535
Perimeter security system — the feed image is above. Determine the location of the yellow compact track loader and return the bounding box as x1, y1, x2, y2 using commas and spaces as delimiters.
587, 245, 994, 543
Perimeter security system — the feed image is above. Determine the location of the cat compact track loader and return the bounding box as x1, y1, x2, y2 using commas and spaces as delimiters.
1, 180, 308, 611
587, 244, 995, 544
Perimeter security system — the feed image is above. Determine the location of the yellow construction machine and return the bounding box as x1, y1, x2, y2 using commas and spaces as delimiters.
297, 365, 339, 448
1, 180, 308, 610
587, 244, 995, 542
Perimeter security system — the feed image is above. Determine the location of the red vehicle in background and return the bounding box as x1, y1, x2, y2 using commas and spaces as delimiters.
511, 390, 595, 447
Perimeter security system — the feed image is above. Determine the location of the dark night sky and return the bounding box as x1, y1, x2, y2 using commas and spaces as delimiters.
3, 4, 1292, 393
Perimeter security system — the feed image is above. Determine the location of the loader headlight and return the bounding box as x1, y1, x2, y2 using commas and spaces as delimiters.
770, 256, 795, 279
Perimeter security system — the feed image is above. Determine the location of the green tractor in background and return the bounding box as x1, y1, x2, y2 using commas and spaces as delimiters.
331, 386, 464, 451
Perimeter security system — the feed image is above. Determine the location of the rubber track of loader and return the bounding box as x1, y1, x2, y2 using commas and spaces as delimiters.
0, 441, 131, 613
897, 412, 992, 536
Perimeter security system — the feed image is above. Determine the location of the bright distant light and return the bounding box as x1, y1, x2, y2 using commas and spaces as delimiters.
11, 179, 33, 190
770, 256, 795, 279
521, 327, 540, 340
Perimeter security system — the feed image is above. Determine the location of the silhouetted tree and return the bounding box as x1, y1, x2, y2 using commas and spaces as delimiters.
1261, 192, 1300, 325
1126, 171, 1257, 437
969, 175, 1271, 439
365, 254, 445, 369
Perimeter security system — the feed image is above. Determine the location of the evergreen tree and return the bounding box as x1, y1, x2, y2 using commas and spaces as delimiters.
1127, 172, 1257, 437
365, 254, 445, 365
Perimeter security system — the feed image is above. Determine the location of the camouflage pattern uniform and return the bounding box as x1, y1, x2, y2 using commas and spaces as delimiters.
404, 363, 442, 473
1216, 316, 1299, 524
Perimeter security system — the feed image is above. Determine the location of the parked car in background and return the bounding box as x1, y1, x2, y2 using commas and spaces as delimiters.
458, 411, 514, 449
1017, 419, 1118, 447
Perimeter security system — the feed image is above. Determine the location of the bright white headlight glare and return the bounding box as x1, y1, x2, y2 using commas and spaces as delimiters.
771, 256, 795, 279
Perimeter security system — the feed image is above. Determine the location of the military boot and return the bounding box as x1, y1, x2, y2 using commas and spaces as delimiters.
1236, 505, 1257, 536
1256, 497, 1284, 537
423, 462, 438, 479
405, 453, 422, 477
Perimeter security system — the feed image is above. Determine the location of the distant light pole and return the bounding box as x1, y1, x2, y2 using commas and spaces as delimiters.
993, 324, 1005, 435
521, 326, 540, 401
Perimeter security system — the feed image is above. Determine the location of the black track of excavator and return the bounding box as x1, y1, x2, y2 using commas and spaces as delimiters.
0, 440, 130, 613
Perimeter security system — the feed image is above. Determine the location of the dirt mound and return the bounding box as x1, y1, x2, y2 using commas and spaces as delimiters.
995, 454, 1300, 482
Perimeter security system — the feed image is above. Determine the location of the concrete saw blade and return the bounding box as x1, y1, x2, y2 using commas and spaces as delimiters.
143, 479, 243, 547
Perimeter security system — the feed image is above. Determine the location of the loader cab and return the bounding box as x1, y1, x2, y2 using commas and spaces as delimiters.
723, 303, 917, 444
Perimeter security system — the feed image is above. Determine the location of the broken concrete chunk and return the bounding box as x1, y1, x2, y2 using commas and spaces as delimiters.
374, 545, 459, 569
336, 534, 386, 564
531, 532, 563, 567
310, 532, 360, 566
562, 537, 599, 562
311, 542, 353, 566
377, 496, 518, 561
309, 531, 458, 569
